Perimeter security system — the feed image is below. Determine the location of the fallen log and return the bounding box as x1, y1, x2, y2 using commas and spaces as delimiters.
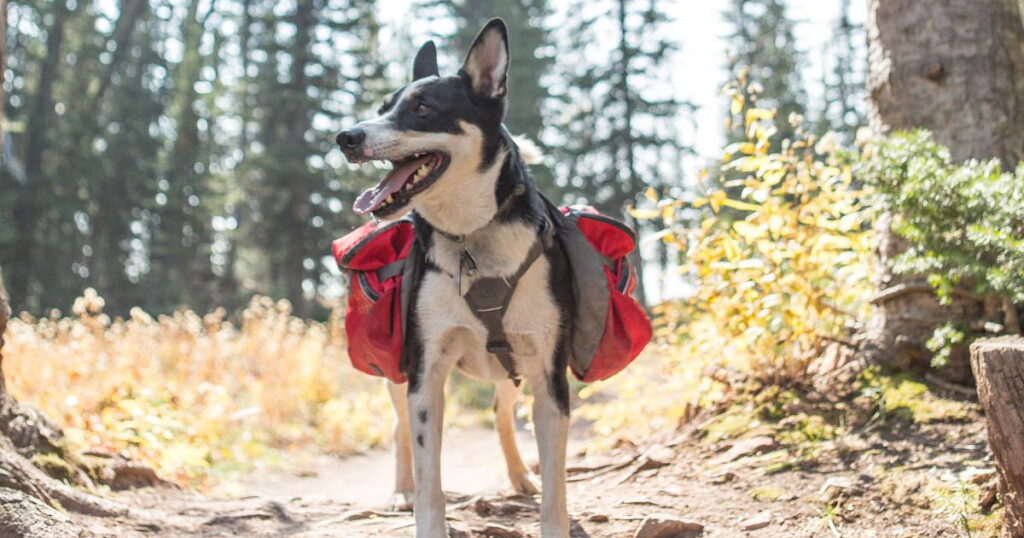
970, 337, 1024, 538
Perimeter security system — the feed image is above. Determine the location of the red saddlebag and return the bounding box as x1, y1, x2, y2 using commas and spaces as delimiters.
558, 206, 652, 382
331, 219, 414, 383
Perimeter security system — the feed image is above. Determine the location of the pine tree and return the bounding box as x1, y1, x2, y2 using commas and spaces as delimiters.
145, 0, 220, 312
551, 0, 688, 216
236, 0, 388, 317
0, 0, 406, 316
548, 0, 690, 306
723, 0, 806, 148
814, 0, 867, 145
2, 0, 73, 312
75, 0, 165, 312
2, 0, 191, 314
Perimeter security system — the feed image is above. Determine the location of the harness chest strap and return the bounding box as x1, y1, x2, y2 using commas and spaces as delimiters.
461, 234, 549, 381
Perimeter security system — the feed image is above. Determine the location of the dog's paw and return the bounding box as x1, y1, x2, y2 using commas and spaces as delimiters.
389, 492, 414, 512
509, 472, 540, 495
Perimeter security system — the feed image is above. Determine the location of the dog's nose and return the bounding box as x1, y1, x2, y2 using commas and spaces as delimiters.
337, 129, 366, 150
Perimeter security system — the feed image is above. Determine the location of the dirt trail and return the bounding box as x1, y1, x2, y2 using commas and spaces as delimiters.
68, 418, 991, 537
239, 426, 580, 507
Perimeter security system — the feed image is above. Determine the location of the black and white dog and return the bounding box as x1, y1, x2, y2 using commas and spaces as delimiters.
336, 19, 573, 538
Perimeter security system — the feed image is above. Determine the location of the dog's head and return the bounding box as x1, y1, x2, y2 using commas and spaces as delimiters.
337, 19, 511, 220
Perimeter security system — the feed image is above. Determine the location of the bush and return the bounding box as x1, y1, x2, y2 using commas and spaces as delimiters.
645, 103, 875, 382
859, 131, 1024, 365
858, 130, 1024, 305
5, 292, 392, 487
577, 99, 876, 439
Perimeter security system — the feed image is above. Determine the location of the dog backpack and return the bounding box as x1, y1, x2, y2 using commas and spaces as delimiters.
554, 204, 653, 382
332, 205, 651, 384
331, 218, 415, 382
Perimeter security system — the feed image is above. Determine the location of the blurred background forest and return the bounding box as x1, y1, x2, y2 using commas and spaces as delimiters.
3, 0, 1024, 535
0, 0, 866, 317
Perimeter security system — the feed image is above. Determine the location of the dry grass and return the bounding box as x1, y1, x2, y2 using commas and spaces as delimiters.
5, 290, 392, 487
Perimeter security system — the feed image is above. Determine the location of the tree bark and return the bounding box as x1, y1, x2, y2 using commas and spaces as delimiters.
862, 0, 1024, 382
970, 337, 1024, 538
868, 0, 1024, 165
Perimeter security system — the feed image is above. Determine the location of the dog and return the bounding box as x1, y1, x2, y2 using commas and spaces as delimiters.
336, 18, 574, 538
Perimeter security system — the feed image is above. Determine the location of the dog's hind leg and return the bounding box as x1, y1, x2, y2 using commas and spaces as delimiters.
494, 379, 539, 495
386, 381, 415, 511
528, 370, 571, 537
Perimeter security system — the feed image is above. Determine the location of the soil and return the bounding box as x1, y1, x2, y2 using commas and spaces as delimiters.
62, 412, 997, 537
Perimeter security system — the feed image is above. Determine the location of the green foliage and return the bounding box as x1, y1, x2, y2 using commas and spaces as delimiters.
1, 0, 390, 317
858, 367, 972, 424
927, 480, 1002, 538
859, 131, 1024, 305
926, 323, 967, 369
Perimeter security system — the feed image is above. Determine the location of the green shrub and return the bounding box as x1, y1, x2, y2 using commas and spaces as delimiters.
859, 131, 1024, 304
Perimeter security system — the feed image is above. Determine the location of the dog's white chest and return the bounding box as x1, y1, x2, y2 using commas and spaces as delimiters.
415, 221, 561, 380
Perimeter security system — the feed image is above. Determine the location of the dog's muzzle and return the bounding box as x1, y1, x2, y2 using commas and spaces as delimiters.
336, 128, 367, 162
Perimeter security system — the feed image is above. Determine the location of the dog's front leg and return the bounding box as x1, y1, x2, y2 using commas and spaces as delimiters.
530, 371, 571, 537
408, 359, 450, 538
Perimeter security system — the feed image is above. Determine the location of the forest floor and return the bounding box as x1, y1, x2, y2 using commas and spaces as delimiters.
63, 386, 1001, 538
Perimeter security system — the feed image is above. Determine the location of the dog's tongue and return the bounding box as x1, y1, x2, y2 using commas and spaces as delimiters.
352, 155, 432, 215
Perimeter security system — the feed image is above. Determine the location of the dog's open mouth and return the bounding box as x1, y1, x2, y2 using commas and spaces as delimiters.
353, 151, 450, 216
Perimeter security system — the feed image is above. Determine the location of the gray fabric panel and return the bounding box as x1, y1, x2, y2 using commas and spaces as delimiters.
400, 226, 424, 355
546, 204, 609, 377
377, 260, 406, 282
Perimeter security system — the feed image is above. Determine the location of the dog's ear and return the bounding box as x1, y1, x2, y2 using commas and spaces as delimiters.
413, 40, 439, 80
461, 18, 509, 100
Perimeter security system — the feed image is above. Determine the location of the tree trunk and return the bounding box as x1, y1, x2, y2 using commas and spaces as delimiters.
868, 0, 1024, 165
280, 0, 318, 319
970, 337, 1024, 538
861, 0, 1024, 383
9, 0, 71, 311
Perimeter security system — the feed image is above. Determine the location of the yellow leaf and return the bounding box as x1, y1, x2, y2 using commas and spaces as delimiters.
660, 204, 676, 223
730, 94, 744, 115
733, 221, 765, 240
708, 190, 728, 213
745, 108, 774, 127
721, 198, 760, 212
762, 168, 786, 187
645, 187, 658, 202
629, 208, 660, 220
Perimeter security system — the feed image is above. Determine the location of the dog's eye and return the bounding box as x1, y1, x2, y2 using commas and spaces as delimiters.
415, 103, 431, 117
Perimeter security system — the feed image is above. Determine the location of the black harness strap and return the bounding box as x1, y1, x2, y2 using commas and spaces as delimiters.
377, 259, 406, 281
461, 236, 548, 381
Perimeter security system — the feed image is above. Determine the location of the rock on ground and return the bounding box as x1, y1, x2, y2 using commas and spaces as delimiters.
633, 513, 704, 538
